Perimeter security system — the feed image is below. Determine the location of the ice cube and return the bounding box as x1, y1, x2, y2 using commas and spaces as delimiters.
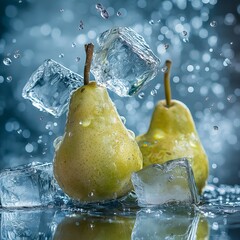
22, 59, 83, 117
0, 209, 55, 239
131, 158, 199, 207
0, 162, 65, 207
91, 27, 160, 97
131, 207, 200, 240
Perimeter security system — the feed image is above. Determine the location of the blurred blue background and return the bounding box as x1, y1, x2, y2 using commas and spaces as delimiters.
0, 0, 239, 186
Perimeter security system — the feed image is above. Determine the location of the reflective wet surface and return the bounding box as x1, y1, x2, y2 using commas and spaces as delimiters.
0, 185, 240, 239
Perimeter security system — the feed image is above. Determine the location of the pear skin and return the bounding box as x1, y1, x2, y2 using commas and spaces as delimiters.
54, 82, 143, 202
136, 99, 209, 193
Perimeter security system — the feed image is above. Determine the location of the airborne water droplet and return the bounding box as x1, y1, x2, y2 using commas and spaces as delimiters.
182, 30, 188, 36
95, 3, 104, 11
223, 58, 231, 67
117, 11, 122, 17
100, 9, 109, 19
210, 21, 217, 27
13, 50, 21, 59
3, 58, 12, 66
60, 9, 64, 12
213, 126, 219, 131
72, 42, 76, 48
164, 43, 169, 50
59, 53, 64, 58
161, 66, 168, 73
138, 92, 145, 99
151, 89, 157, 96
79, 20, 84, 30
149, 20, 154, 25
6, 76, 12, 82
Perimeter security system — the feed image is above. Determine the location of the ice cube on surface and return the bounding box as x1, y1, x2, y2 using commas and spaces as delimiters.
0, 162, 63, 207
22, 59, 84, 117
131, 158, 199, 207
91, 27, 160, 97
131, 207, 200, 240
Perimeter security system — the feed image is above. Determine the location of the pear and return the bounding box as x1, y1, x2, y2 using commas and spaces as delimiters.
136, 60, 209, 193
53, 43, 142, 202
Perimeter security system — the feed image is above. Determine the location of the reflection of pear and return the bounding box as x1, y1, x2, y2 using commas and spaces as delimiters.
54, 44, 142, 202
136, 60, 208, 193
132, 207, 209, 240
53, 215, 135, 240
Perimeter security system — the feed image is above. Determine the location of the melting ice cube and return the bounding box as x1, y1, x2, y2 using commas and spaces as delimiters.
0, 162, 66, 207
91, 27, 160, 97
131, 207, 200, 240
22, 59, 83, 117
131, 158, 199, 207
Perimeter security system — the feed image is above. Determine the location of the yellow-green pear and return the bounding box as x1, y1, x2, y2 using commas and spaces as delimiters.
53, 44, 142, 202
136, 60, 209, 193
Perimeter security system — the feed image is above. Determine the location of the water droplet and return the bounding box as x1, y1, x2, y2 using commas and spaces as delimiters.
95, 3, 104, 11
161, 66, 168, 73
3, 58, 12, 66
138, 92, 145, 99
100, 9, 109, 19
60, 9, 64, 12
75, 57, 80, 62
6, 76, 12, 82
213, 126, 218, 131
223, 58, 231, 66
12, 39, 16, 43
168, 175, 174, 182
157, 19, 161, 23
88, 192, 94, 197
212, 222, 219, 230
79, 20, 84, 30
19, 0, 22, 3
149, 20, 154, 25
164, 43, 169, 49
79, 119, 91, 127
13, 50, 21, 59
151, 89, 157, 96
72, 42, 76, 48
230, 42, 233, 45
209, 48, 213, 52
155, 83, 161, 90
183, 37, 189, 43
182, 30, 188, 36
17, 129, 22, 134
120, 116, 126, 125
117, 11, 122, 17
53, 136, 63, 149
59, 53, 64, 58
210, 21, 217, 27
128, 130, 135, 139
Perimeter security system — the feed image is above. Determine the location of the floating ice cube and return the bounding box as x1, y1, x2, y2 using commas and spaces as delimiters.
131, 158, 199, 207
131, 207, 200, 240
0, 162, 67, 207
1, 209, 55, 239
22, 59, 83, 117
91, 27, 160, 97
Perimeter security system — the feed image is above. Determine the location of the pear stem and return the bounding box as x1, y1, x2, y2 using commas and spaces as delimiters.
164, 60, 172, 107
84, 43, 94, 85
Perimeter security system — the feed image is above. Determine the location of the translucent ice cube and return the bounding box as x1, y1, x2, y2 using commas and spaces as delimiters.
1, 209, 55, 239
131, 207, 200, 240
131, 158, 199, 207
22, 59, 83, 117
91, 27, 160, 97
0, 162, 66, 207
